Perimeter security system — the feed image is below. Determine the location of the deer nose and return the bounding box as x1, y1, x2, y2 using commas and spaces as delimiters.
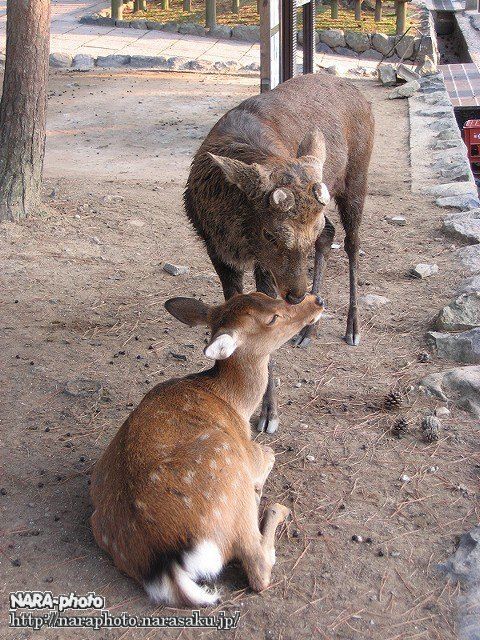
286, 291, 306, 305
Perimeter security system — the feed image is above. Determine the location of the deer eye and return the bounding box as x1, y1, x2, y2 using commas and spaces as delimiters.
267, 314, 279, 325
262, 229, 276, 244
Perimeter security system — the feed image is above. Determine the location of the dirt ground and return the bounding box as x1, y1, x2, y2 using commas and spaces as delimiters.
1, 70, 479, 640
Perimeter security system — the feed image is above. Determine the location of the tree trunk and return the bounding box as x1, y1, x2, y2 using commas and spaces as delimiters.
0, 0, 50, 222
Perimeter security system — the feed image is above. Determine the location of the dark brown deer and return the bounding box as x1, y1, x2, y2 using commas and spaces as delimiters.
91, 292, 324, 607
184, 73, 374, 433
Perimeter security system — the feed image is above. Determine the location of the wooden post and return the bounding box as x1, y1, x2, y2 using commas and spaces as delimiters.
183, 0, 191, 10
396, 0, 407, 35
374, 0, 382, 21
260, 0, 281, 91
206, 0, 216, 28
354, 0, 361, 20
134, 0, 146, 10
111, 0, 124, 20
160, 0, 169, 9
232, 0, 240, 12
331, 0, 338, 19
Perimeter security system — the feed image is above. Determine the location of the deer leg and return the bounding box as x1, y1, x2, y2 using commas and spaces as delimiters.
249, 443, 275, 504
337, 190, 365, 347
292, 216, 335, 348
208, 250, 244, 300
238, 502, 290, 592
254, 265, 280, 434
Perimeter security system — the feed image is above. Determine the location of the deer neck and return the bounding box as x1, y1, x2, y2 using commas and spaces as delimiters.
206, 353, 270, 422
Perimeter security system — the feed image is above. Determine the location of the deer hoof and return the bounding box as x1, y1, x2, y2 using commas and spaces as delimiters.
257, 415, 279, 434
345, 333, 360, 346
291, 328, 312, 349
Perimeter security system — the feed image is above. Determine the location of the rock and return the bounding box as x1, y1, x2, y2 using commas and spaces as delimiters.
431, 139, 465, 151
358, 294, 390, 307
115, 20, 131, 28
395, 36, 415, 60
97, 54, 131, 68
49, 53, 73, 68
319, 29, 345, 49
426, 182, 478, 198
458, 275, 480, 295
378, 64, 396, 86
103, 194, 124, 203
71, 54, 94, 71
417, 105, 452, 118
372, 33, 396, 56
162, 21, 179, 33
316, 42, 334, 55
416, 56, 436, 76
400, 474, 411, 483
436, 128, 459, 142
360, 49, 383, 61
163, 263, 189, 276
231, 25, 260, 42
129, 55, 169, 68
437, 195, 480, 211
439, 164, 472, 183
352, 534, 363, 542
396, 63, 420, 82
181, 59, 213, 72
334, 47, 358, 58
178, 22, 207, 37
240, 62, 260, 73
443, 210, 480, 243
212, 60, 238, 73
306, 455, 315, 462
457, 245, 480, 273
345, 31, 370, 53
426, 329, 480, 364
64, 379, 102, 398
434, 293, 480, 331
130, 19, 148, 29
410, 263, 438, 278
386, 215, 407, 226
421, 366, 480, 417
435, 406, 450, 417
146, 21, 165, 30
388, 80, 420, 99
208, 25, 232, 39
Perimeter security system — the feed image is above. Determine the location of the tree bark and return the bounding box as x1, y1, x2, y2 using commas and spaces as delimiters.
0, 0, 50, 222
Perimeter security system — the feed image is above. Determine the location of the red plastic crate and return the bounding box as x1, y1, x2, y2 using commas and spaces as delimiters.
463, 119, 480, 164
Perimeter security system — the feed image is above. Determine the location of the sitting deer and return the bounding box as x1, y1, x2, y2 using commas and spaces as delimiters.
185, 72, 374, 433
90, 292, 324, 607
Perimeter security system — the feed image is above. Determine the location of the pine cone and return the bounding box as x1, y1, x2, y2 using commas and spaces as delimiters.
383, 390, 403, 410
391, 417, 408, 438
421, 415, 441, 443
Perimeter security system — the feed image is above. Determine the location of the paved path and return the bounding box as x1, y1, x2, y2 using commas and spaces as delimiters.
0, 0, 377, 73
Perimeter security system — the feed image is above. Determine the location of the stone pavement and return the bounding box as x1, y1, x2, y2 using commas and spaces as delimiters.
0, 0, 378, 74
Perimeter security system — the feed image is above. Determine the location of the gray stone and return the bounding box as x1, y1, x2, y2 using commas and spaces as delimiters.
231, 25, 260, 42
386, 215, 407, 226
443, 210, 480, 244
162, 21, 180, 33
436, 128, 459, 141
410, 263, 438, 278
427, 182, 478, 198
360, 48, 383, 61
458, 275, 480, 295
129, 55, 169, 68
388, 80, 420, 99
359, 294, 390, 307
319, 29, 345, 49
115, 20, 132, 28
372, 33, 396, 56
316, 42, 333, 55
417, 105, 452, 117
423, 92, 451, 107
163, 263, 189, 276
426, 328, 480, 363
326, 65, 339, 75
130, 19, 148, 29
240, 62, 260, 73
164, 57, 189, 70
334, 47, 357, 58
396, 35, 415, 60
439, 164, 472, 183
178, 22, 207, 37
416, 56, 437, 76
49, 53, 73, 68
378, 64, 396, 86
420, 367, 480, 417
208, 25, 233, 39
212, 60, 238, 73
71, 54, 94, 71
457, 245, 480, 274
434, 293, 480, 331
97, 54, 131, 68
146, 21, 165, 30
396, 63, 420, 82
437, 196, 480, 211
181, 59, 213, 71
431, 139, 465, 151
345, 31, 370, 53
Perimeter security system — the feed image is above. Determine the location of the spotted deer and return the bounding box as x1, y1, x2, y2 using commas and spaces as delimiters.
90, 292, 324, 607
185, 72, 374, 433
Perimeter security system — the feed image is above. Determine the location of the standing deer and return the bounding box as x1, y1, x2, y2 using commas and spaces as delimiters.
91, 292, 324, 607
185, 73, 374, 434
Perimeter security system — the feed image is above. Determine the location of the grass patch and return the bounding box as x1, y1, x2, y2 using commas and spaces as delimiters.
123, 0, 416, 35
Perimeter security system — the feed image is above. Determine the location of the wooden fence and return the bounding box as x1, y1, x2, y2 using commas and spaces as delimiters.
111, 0, 409, 37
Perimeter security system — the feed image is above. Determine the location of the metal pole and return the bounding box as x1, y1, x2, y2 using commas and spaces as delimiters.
303, 0, 314, 74
281, 0, 297, 82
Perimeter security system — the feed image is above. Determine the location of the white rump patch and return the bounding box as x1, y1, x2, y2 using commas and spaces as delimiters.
182, 540, 223, 581
204, 333, 238, 360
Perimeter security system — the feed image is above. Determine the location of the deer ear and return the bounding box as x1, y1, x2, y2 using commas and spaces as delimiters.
164, 297, 210, 327
297, 129, 327, 174
207, 153, 271, 195
204, 332, 239, 360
